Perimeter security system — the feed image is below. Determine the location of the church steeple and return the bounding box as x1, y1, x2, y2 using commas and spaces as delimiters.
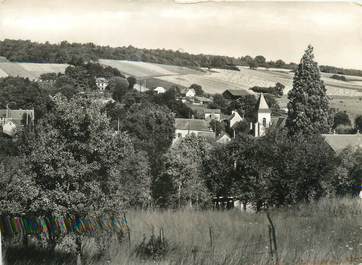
255, 93, 271, 137
258, 93, 271, 113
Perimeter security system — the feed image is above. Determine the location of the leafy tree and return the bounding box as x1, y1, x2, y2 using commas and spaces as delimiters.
127, 76, 137, 89
23, 95, 151, 214
248, 60, 258, 69
208, 94, 227, 113
203, 142, 236, 197
209, 119, 225, 136
250, 83, 284, 97
0, 77, 53, 121
355, 115, 362, 132
264, 94, 282, 116
286, 45, 331, 135
149, 88, 194, 118
254, 55, 266, 65
190, 84, 204, 96
0, 133, 19, 157
158, 135, 212, 208
275, 82, 285, 96
204, 130, 336, 210
233, 120, 250, 136
333, 111, 351, 129
335, 124, 354, 134
121, 102, 175, 186
275, 59, 286, 68
332, 147, 362, 196
109, 77, 130, 102
0, 159, 39, 215
227, 95, 257, 122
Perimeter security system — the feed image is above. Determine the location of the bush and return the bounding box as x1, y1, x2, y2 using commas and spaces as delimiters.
134, 229, 170, 261
335, 124, 354, 134
330, 74, 347, 81
249, 82, 284, 97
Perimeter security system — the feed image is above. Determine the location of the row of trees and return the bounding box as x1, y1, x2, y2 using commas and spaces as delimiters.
1, 39, 361, 76
157, 132, 361, 209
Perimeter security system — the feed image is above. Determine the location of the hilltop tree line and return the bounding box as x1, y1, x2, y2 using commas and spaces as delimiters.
1, 39, 362, 77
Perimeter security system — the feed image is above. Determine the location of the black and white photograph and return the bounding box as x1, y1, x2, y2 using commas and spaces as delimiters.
0, 0, 361, 264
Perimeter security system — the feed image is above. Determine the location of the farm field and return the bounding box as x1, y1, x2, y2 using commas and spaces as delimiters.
98, 60, 362, 99
5, 198, 362, 265
0, 62, 68, 79
99, 59, 202, 79
156, 67, 362, 97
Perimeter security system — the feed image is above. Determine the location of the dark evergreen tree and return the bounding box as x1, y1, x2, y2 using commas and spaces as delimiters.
286, 45, 331, 135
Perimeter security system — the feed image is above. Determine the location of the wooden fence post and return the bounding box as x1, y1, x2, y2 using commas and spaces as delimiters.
159, 227, 164, 245
209, 226, 213, 248
266, 212, 279, 265
0, 230, 3, 265
268, 225, 274, 259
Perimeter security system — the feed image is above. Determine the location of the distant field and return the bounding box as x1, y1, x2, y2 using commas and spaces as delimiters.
99, 59, 202, 79
0, 62, 68, 79
155, 66, 362, 97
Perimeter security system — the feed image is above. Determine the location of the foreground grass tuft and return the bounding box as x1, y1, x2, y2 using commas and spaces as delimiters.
4, 198, 362, 265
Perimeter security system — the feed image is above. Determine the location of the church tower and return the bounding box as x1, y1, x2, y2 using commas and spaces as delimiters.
254, 93, 271, 137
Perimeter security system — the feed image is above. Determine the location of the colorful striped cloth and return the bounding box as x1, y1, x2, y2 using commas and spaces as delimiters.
0, 214, 129, 239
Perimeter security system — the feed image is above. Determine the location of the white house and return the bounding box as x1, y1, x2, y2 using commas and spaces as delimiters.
154, 86, 166, 94
229, 110, 243, 128
2, 121, 17, 136
185, 88, 196, 98
253, 93, 271, 137
204, 109, 221, 121
95, 77, 109, 91
134, 83, 149, 92
174, 118, 214, 144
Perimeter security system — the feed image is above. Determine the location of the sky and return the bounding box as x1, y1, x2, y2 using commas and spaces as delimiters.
0, 0, 361, 69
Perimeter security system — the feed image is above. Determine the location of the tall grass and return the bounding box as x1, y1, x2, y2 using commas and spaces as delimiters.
4, 198, 362, 265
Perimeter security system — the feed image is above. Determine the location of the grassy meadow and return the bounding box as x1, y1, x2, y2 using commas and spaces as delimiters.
4, 198, 362, 265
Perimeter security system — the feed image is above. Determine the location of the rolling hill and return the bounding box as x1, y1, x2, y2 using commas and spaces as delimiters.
0, 62, 68, 79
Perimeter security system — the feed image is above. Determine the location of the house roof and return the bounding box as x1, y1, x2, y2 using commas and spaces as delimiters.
0, 109, 35, 120
198, 131, 216, 138
186, 88, 195, 94
216, 132, 231, 142
195, 96, 212, 102
95, 77, 107, 82
228, 111, 242, 121
204, 108, 221, 114
175, 118, 211, 132
322, 134, 362, 153
154, 86, 165, 91
258, 93, 271, 113
223, 89, 251, 97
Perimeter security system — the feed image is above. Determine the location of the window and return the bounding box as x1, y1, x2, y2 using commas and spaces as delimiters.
263, 118, 267, 127
177, 133, 182, 138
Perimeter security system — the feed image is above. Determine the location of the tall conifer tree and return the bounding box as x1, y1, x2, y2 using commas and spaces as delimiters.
286, 45, 331, 135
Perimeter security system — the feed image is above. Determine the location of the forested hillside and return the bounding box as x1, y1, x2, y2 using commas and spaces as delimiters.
1, 39, 361, 77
